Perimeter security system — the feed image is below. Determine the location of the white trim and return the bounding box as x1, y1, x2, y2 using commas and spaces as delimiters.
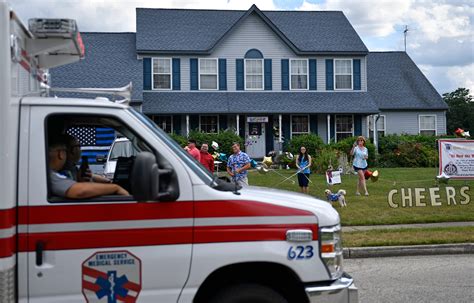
236, 114, 240, 135
279, 114, 282, 143
369, 114, 386, 136
418, 114, 437, 135
334, 114, 354, 142
244, 58, 264, 90
198, 58, 219, 90
199, 114, 220, 133
333, 58, 353, 91
290, 114, 310, 138
289, 59, 309, 90
151, 114, 173, 134
152, 57, 172, 90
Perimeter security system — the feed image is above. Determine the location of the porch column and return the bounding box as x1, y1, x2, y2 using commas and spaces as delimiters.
374, 114, 379, 151
278, 114, 282, 143
327, 114, 331, 144
186, 114, 190, 137
236, 114, 240, 136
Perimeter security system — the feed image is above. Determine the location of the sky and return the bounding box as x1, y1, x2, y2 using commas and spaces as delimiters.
10, 0, 474, 95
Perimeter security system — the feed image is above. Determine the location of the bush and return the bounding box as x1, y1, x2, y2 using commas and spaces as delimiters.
379, 141, 438, 167
187, 130, 244, 155
311, 148, 340, 174
330, 136, 376, 167
169, 132, 187, 147
287, 134, 325, 158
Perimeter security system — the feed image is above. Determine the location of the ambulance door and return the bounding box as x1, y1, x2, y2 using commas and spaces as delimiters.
25, 106, 194, 303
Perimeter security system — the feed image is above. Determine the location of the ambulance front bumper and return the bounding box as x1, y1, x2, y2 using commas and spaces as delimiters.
305, 272, 358, 303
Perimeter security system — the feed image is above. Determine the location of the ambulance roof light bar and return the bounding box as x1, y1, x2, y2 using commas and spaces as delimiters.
28, 18, 78, 38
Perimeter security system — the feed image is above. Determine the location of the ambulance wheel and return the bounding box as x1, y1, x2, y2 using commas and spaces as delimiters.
208, 283, 288, 303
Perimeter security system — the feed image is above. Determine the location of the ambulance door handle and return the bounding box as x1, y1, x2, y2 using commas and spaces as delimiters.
35, 241, 44, 266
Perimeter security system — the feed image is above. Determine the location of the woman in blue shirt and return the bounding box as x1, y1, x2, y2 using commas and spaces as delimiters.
350, 136, 369, 196
296, 146, 312, 194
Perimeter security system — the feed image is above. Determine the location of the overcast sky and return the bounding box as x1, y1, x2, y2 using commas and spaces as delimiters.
11, 0, 474, 95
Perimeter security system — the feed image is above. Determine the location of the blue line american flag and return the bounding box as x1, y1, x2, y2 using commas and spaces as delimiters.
67, 127, 115, 164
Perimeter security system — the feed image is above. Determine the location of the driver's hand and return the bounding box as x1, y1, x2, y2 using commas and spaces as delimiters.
116, 186, 130, 196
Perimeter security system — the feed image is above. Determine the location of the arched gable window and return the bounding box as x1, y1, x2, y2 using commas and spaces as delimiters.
244, 49, 264, 90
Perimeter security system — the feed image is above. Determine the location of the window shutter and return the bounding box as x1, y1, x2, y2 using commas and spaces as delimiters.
353, 59, 361, 90
143, 58, 151, 90
310, 114, 318, 134
172, 58, 180, 90
239, 116, 245, 138
326, 59, 334, 90
190, 58, 198, 90
281, 59, 289, 90
264, 59, 272, 90
173, 115, 181, 135
330, 115, 335, 141
309, 59, 317, 90
236, 59, 244, 90
354, 115, 362, 136
265, 116, 274, 154
219, 115, 227, 131
219, 59, 227, 90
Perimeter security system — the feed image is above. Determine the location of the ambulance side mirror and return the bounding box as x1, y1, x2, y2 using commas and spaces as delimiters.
131, 152, 160, 202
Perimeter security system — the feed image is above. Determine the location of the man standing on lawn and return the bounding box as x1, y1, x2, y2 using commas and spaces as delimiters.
227, 142, 251, 186
184, 139, 200, 162
199, 142, 214, 173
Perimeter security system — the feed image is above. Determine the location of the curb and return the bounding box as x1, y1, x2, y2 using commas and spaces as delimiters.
343, 243, 474, 259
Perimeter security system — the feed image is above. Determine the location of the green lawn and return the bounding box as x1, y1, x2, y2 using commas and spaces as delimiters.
342, 226, 474, 247
245, 167, 474, 226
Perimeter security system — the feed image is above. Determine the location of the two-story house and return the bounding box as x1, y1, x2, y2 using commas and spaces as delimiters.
51, 5, 448, 159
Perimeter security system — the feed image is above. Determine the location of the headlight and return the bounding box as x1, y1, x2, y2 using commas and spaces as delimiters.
320, 224, 343, 280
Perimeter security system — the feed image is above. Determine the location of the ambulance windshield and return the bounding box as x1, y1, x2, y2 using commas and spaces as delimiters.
129, 109, 215, 185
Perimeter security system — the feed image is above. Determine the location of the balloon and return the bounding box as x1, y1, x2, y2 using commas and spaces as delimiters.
218, 153, 228, 162
436, 172, 450, 184
263, 156, 273, 167
211, 141, 219, 150
364, 169, 379, 182
250, 159, 258, 168
256, 166, 268, 174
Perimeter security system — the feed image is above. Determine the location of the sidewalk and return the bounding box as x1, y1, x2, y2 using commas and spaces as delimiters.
342, 221, 474, 258
342, 221, 474, 232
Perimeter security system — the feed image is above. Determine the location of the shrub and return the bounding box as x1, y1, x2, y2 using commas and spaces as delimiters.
379, 141, 438, 167
311, 148, 340, 174
330, 136, 376, 167
187, 130, 243, 155
169, 132, 187, 147
287, 134, 325, 158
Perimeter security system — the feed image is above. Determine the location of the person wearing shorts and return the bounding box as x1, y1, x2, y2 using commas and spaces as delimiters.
296, 146, 312, 194
351, 136, 369, 196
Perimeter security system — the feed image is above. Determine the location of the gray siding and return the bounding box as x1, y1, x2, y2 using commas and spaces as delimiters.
145, 13, 367, 92
317, 114, 329, 143
381, 111, 447, 135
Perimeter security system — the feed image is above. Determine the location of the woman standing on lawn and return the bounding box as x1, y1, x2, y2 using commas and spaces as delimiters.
296, 146, 312, 194
351, 136, 369, 196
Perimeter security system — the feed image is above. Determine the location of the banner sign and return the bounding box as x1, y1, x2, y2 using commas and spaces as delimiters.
439, 139, 474, 179
247, 116, 268, 123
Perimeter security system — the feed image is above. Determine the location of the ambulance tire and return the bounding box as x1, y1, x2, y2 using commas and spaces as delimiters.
208, 283, 288, 303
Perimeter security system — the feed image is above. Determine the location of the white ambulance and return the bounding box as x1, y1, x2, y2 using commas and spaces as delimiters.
0, 1, 357, 302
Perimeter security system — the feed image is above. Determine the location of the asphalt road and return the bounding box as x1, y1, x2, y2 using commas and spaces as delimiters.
344, 254, 474, 303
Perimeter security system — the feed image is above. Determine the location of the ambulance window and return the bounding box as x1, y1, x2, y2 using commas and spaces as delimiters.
46, 114, 172, 203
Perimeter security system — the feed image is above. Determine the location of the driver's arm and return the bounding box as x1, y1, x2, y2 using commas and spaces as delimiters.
65, 182, 129, 199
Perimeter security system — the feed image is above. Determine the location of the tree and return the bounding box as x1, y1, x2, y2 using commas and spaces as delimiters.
443, 88, 473, 134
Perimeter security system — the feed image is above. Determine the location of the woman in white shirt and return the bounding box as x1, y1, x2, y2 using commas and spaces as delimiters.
350, 136, 369, 196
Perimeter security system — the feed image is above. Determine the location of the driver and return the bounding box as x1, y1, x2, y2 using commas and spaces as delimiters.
48, 135, 129, 199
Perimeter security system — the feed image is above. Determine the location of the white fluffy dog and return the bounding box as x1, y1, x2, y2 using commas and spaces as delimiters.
325, 189, 347, 207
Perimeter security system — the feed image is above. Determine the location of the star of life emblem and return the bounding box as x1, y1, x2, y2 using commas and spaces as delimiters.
82, 251, 142, 303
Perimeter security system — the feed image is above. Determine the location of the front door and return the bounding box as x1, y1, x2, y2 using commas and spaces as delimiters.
246, 122, 266, 158
22, 107, 194, 302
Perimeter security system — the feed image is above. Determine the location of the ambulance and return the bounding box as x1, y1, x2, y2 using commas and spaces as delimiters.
0, 1, 357, 302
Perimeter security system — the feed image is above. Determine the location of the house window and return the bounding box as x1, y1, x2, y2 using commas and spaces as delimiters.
245, 59, 263, 90
334, 59, 352, 90
369, 115, 386, 138
200, 115, 219, 133
335, 115, 353, 141
290, 59, 308, 90
291, 115, 309, 137
419, 115, 436, 136
151, 115, 173, 133
152, 58, 172, 90
199, 59, 218, 90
